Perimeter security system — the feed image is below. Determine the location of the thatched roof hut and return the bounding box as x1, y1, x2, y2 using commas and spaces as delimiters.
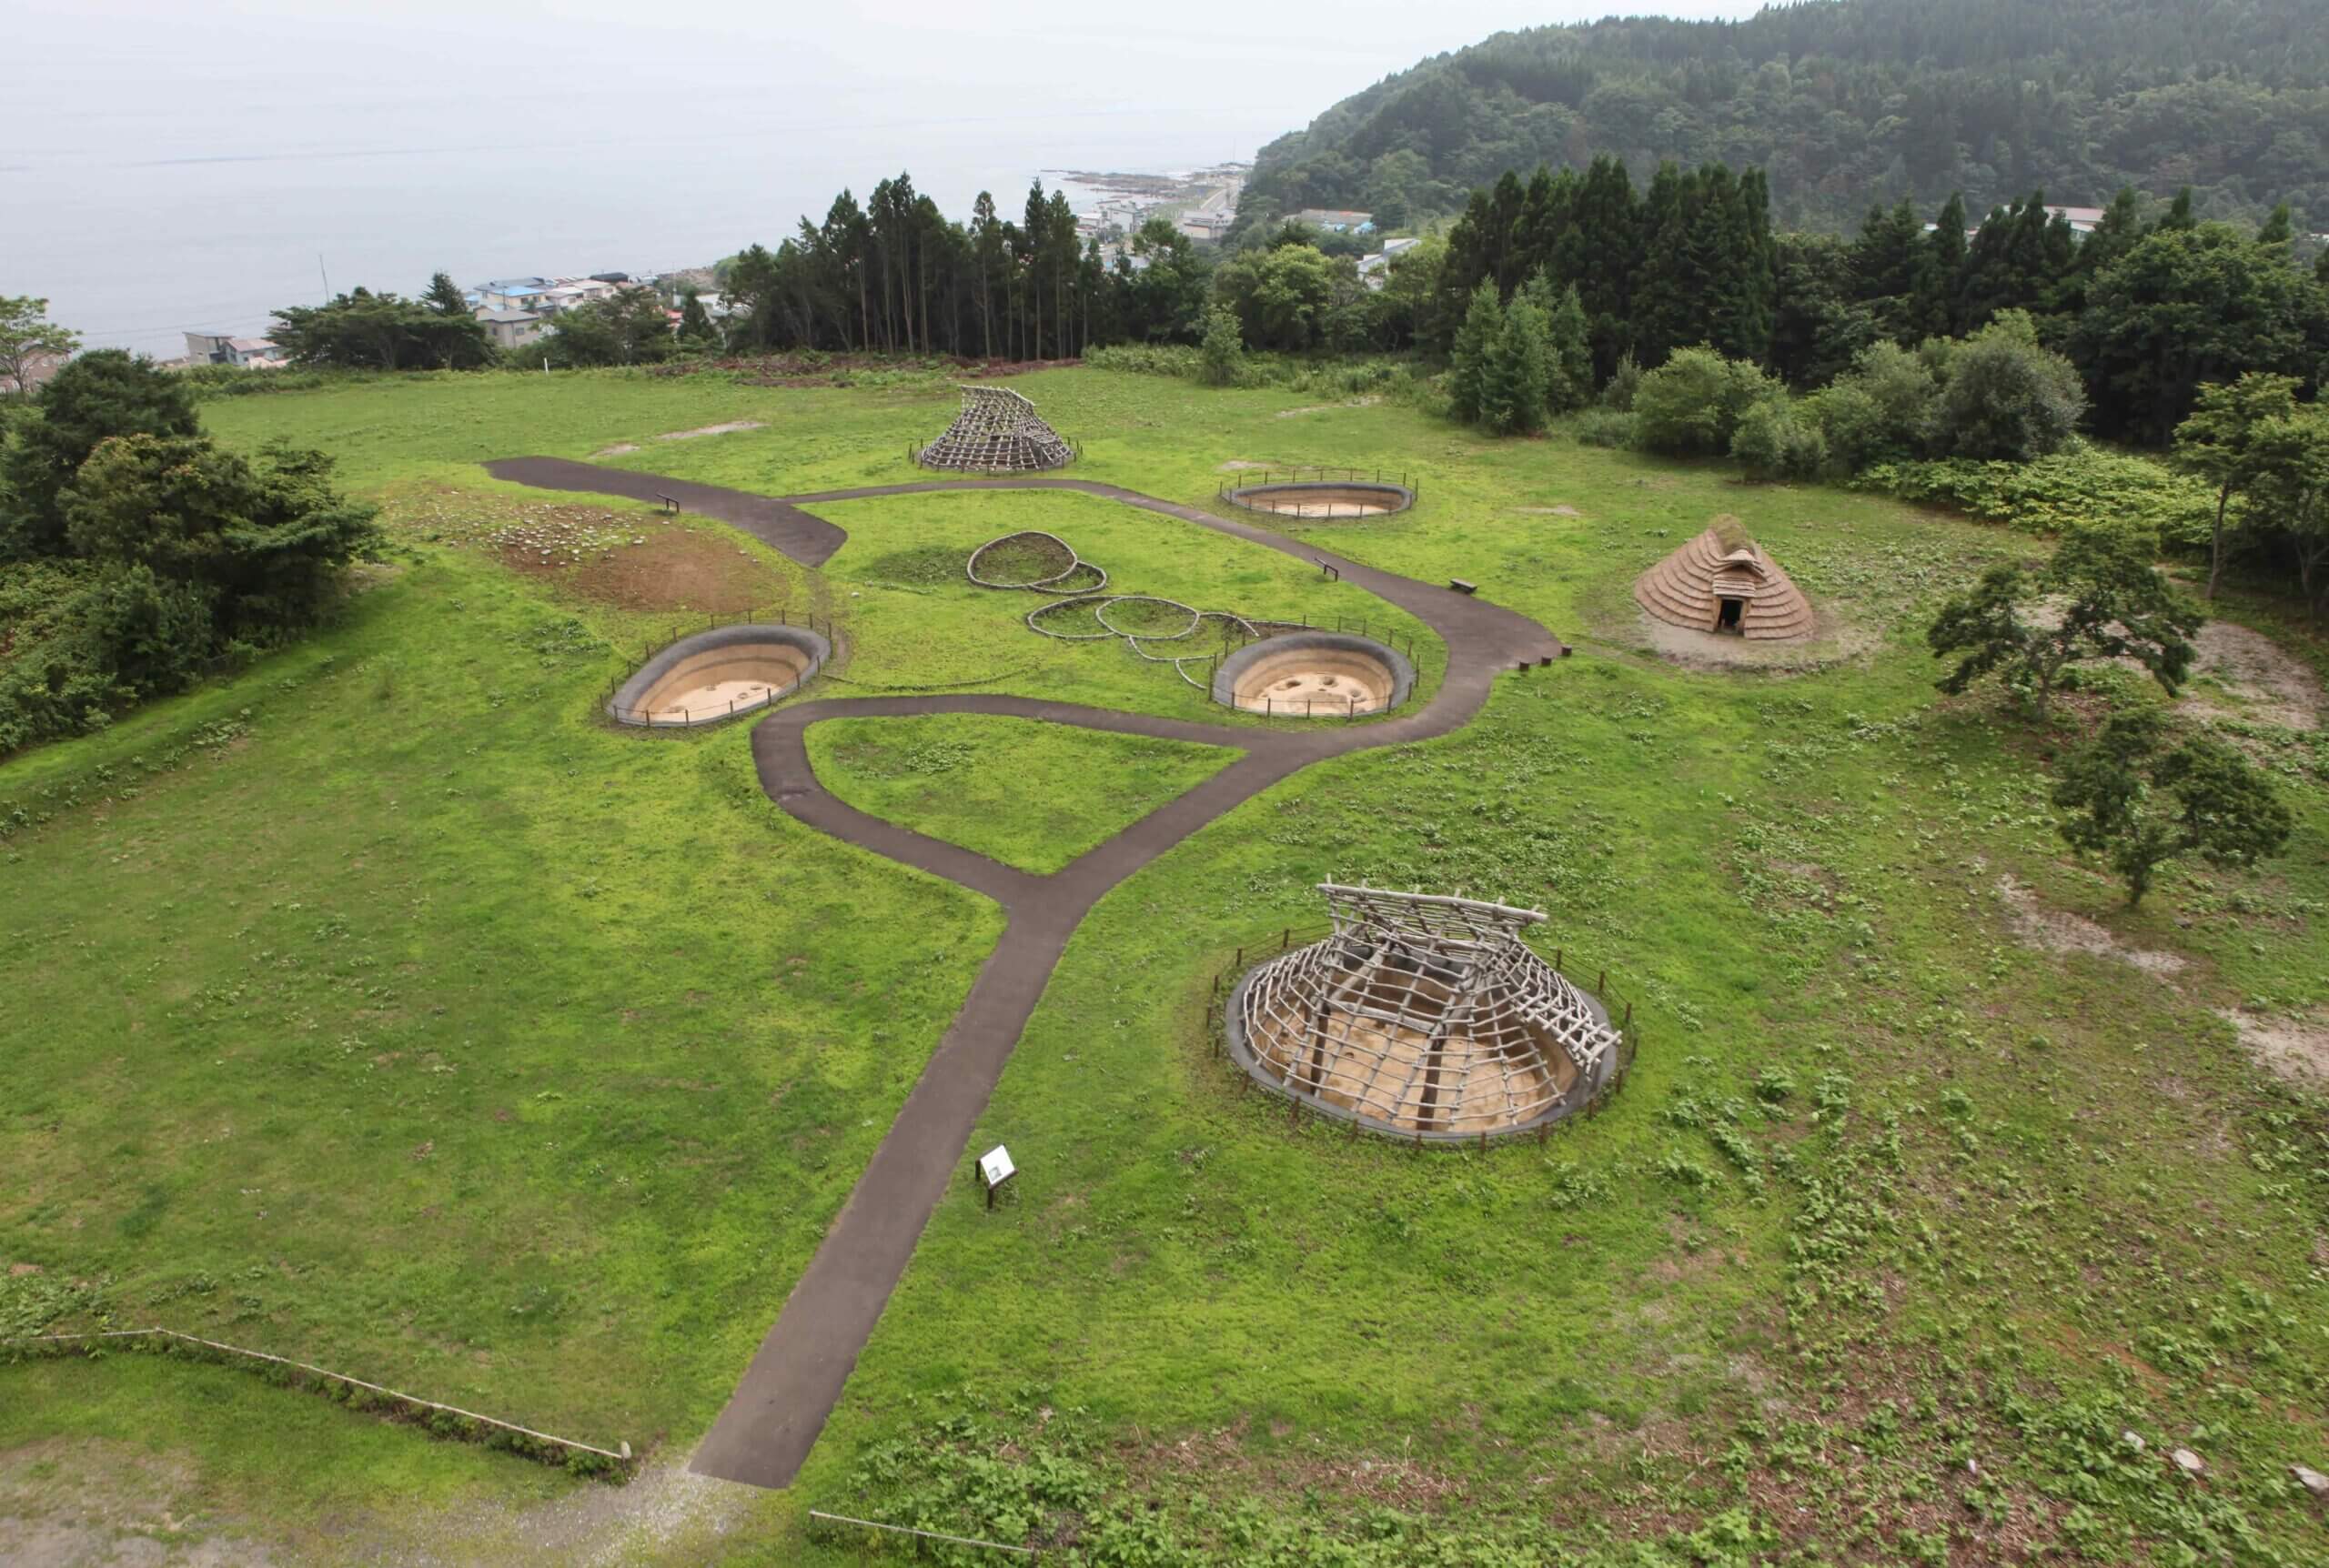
1634, 519, 1814, 640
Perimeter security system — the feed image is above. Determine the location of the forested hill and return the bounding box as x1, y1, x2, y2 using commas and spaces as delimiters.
1238, 0, 2329, 236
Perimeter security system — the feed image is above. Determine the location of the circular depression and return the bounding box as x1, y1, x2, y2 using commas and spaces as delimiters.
1211, 631, 1414, 719
1225, 481, 1415, 520
610, 623, 831, 727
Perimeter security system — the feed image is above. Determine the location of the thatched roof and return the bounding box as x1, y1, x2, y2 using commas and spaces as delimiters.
1229, 884, 1619, 1139
1634, 520, 1814, 640
917, 386, 1073, 473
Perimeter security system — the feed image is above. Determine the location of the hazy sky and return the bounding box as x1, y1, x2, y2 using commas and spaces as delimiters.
6, 1, 1766, 349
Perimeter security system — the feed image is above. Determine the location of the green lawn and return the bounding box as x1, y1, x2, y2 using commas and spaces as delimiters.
807, 713, 1238, 875
3, 365, 2324, 1564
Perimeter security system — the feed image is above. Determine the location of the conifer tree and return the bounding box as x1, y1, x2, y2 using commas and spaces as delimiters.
1484, 280, 1553, 434
1917, 194, 1969, 337
1545, 282, 1594, 413
1448, 282, 1504, 426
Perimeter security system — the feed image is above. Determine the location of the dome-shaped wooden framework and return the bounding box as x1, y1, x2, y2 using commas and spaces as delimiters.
1634, 519, 1814, 640
1227, 884, 1620, 1140
917, 386, 1074, 473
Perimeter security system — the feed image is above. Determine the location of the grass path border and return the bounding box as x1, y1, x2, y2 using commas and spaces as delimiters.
488, 464, 1567, 1490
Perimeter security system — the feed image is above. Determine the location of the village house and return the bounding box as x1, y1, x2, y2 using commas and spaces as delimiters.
477, 309, 547, 350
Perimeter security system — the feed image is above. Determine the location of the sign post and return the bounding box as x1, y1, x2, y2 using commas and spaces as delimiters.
976, 1144, 1015, 1211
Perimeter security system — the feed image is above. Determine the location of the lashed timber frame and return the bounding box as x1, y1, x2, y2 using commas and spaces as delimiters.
917, 385, 1074, 473
1227, 884, 1620, 1141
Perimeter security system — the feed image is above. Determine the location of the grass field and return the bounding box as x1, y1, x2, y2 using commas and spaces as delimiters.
4, 365, 2325, 1565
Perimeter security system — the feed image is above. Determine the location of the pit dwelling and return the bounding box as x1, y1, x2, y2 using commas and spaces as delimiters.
1228, 884, 1622, 1141
1211, 631, 1413, 719
1634, 519, 1814, 640
610, 624, 830, 728
1225, 480, 1415, 520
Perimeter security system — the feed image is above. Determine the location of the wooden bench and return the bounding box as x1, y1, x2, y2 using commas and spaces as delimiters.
1448, 578, 1477, 595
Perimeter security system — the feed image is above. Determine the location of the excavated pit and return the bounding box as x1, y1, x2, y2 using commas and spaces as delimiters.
1212, 631, 1413, 719
1225, 481, 1415, 520
611, 624, 830, 728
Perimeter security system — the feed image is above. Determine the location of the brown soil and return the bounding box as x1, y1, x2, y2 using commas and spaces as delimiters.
1227, 644, 1397, 717
2220, 1009, 2329, 1086
1633, 607, 1873, 672
498, 522, 788, 615
1512, 506, 1583, 517
1996, 876, 2187, 974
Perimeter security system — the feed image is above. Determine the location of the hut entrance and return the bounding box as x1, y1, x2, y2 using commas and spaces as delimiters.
1715, 597, 1744, 634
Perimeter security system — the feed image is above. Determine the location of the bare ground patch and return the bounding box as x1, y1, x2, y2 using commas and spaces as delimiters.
1632, 606, 1876, 672
2181, 620, 2322, 731
0, 1438, 277, 1567
1511, 505, 1583, 517
2219, 1008, 2329, 1087
387, 492, 789, 615
1273, 397, 1382, 418
1995, 876, 2187, 974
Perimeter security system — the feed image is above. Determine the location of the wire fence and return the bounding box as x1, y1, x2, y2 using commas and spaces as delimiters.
7, 1327, 633, 1478
601, 606, 835, 728
1199, 924, 1640, 1150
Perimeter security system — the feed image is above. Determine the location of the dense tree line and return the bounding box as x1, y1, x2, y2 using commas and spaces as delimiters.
1238, 0, 2329, 237
0, 349, 376, 752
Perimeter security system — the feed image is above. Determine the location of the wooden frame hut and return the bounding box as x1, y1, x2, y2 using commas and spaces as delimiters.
917, 386, 1074, 473
1634, 519, 1814, 640
1228, 884, 1620, 1140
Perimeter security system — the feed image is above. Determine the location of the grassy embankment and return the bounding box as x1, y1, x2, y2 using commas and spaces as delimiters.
3, 366, 2323, 1563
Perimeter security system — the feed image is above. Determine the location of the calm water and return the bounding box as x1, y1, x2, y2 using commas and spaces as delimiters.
5, 90, 1262, 354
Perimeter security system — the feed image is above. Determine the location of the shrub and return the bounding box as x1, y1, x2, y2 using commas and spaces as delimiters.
1854, 449, 2218, 550
1632, 347, 1773, 457
1810, 340, 1941, 470
1573, 409, 1638, 448
1930, 310, 2085, 460
1601, 352, 1643, 412
1730, 396, 1829, 480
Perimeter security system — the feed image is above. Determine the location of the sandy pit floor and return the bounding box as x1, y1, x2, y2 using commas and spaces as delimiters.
1233, 485, 1406, 519
1229, 646, 1396, 717
631, 643, 817, 722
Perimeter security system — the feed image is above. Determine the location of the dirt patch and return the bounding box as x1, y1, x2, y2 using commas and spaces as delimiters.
1996, 876, 2187, 974
1273, 397, 1381, 418
457, 506, 787, 615
1633, 607, 1874, 672
1216, 460, 1278, 472
656, 420, 765, 443
1512, 506, 1582, 517
589, 442, 640, 457
2220, 1009, 2329, 1086
0, 1438, 277, 1567
2182, 621, 2322, 730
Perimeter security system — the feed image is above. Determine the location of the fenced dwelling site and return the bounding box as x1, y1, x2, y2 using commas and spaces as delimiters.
968, 528, 1421, 718
1217, 885, 1630, 1144
1220, 468, 1418, 520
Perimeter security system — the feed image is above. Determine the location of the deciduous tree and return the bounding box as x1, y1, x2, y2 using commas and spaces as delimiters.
2052, 709, 2292, 905
1928, 527, 2199, 719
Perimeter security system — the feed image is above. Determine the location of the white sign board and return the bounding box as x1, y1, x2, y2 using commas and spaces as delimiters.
978, 1144, 1015, 1188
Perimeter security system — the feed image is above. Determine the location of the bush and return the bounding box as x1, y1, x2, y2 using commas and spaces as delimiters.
1854, 449, 2218, 550
1810, 341, 1941, 470
1573, 409, 1638, 448
1930, 310, 2085, 460
1601, 353, 1643, 412
1731, 396, 1829, 480
1633, 347, 1774, 457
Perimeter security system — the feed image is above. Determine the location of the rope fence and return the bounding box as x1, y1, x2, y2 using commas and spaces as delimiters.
7, 1327, 633, 1478
807, 1509, 1038, 1558
1198, 925, 1641, 1149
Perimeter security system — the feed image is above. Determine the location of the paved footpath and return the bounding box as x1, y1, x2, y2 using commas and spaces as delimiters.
490, 462, 1563, 1488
